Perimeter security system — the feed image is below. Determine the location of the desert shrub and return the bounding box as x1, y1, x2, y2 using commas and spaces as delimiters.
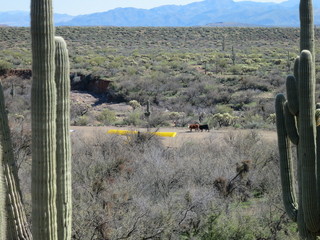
229, 64, 242, 75
123, 109, 144, 126
214, 104, 233, 114
239, 77, 269, 92
197, 206, 297, 240
144, 110, 171, 128
74, 115, 89, 126
128, 99, 141, 110
197, 213, 267, 240
1, 77, 31, 117
0, 59, 13, 70
70, 102, 90, 124
243, 114, 266, 129
15, 126, 296, 239
96, 109, 116, 125
207, 113, 238, 128
267, 113, 276, 124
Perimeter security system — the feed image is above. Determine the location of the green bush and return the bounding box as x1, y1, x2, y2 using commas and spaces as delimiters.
207, 113, 238, 128
0, 60, 13, 71
75, 115, 89, 126
215, 104, 233, 114
198, 213, 267, 240
129, 100, 141, 110
96, 109, 116, 125
123, 109, 144, 126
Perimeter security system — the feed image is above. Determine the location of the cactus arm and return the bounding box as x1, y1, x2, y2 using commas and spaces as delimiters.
54, 36, 72, 240
0, 81, 32, 239
298, 50, 320, 233
286, 75, 299, 116
284, 102, 299, 145
30, 0, 57, 239
275, 93, 298, 222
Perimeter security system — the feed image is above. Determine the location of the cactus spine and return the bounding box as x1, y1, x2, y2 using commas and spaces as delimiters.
55, 36, 72, 240
276, 0, 320, 238
31, 0, 57, 238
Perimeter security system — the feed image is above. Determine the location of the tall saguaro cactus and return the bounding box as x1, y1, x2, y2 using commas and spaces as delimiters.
0, 80, 32, 239
300, 0, 314, 58
31, 0, 57, 238
30, 0, 72, 239
0, 0, 71, 239
275, 0, 320, 239
55, 36, 72, 240
0, 135, 6, 240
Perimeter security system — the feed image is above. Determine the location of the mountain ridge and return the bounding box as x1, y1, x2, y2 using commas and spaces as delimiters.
0, 0, 318, 27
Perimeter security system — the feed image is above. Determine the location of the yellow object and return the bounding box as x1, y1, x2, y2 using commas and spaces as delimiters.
152, 132, 177, 137
107, 129, 176, 137
107, 129, 138, 135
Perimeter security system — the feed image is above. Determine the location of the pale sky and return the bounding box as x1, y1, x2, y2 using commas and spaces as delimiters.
2, 0, 288, 15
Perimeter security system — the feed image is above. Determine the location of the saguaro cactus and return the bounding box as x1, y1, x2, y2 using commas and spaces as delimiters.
276, 53, 318, 240
300, 0, 314, 58
0, 137, 5, 240
30, 0, 72, 239
55, 36, 72, 240
145, 100, 151, 118
275, 0, 320, 239
31, 0, 57, 238
0, 80, 32, 239
0, 0, 71, 239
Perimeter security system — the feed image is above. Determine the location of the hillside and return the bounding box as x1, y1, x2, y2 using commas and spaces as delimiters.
1, 26, 316, 129
1, 0, 320, 27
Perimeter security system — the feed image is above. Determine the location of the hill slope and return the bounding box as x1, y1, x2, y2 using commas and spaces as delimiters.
1, 0, 319, 27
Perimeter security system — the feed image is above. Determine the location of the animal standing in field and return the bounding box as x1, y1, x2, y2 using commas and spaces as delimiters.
188, 124, 200, 132
199, 124, 210, 132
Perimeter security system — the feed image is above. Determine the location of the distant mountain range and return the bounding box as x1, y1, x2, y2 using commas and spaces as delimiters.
0, 0, 319, 27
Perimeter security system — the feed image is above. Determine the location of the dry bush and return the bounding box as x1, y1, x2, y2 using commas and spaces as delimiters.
68, 129, 295, 240
14, 126, 296, 239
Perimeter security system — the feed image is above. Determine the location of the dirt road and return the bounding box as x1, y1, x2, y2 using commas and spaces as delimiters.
70, 126, 277, 148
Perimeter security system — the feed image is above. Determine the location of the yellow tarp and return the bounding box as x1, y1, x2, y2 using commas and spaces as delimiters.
107, 129, 176, 137
107, 129, 138, 135
152, 132, 177, 137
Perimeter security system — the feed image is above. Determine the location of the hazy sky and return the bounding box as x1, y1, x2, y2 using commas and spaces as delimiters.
2, 0, 287, 15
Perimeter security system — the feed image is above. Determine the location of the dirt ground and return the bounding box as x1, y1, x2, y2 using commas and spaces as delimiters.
70, 125, 277, 148
70, 92, 277, 147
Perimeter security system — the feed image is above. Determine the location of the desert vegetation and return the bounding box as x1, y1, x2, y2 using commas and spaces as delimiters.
13, 128, 296, 240
1, 3, 319, 238
2, 27, 319, 128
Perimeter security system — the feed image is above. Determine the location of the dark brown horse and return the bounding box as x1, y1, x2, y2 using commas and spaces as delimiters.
188, 124, 200, 132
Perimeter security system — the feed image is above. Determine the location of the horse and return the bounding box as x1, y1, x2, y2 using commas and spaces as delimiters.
188, 124, 200, 132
